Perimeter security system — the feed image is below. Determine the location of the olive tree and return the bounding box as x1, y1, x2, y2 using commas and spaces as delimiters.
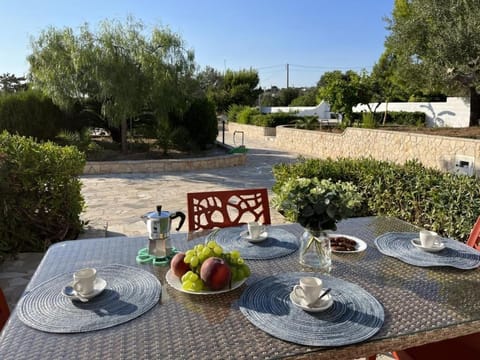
385, 0, 480, 125
28, 17, 196, 152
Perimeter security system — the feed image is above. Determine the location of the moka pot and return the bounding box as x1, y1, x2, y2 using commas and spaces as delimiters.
141, 205, 186, 258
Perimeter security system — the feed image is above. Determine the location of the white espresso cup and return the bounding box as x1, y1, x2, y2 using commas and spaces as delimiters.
419, 230, 440, 248
248, 222, 265, 239
293, 277, 323, 306
73, 268, 97, 295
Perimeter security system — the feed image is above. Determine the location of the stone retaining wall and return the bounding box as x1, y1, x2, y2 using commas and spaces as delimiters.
83, 152, 246, 175
227, 122, 480, 176
228, 122, 276, 140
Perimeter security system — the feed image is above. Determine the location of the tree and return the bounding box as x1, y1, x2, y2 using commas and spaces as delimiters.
259, 92, 280, 107
385, 0, 480, 125
197, 66, 227, 111
224, 69, 260, 107
317, 70, 367, 124
28, 17, 196, 152
277, 87, 300, 106
196, 67, 260, 113
259, 87, 303, 107
290, 87, 318, 106
0, 73, 27, 93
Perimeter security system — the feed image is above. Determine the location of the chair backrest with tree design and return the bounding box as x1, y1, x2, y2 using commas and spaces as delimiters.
187, 188, 271, 231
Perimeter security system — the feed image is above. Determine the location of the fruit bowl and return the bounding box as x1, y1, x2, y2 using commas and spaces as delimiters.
165, 269, 247, 295
168, 240, 251, 293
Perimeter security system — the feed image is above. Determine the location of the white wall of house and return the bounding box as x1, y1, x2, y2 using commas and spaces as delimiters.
353, 97, 470, 128
261, 101, 332, 119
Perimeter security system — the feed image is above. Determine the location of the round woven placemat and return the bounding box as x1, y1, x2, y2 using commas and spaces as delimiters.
206, 226, 299, 259
375, 232, 480, 269
238, 272, 384, 346
17, 264, 161, 333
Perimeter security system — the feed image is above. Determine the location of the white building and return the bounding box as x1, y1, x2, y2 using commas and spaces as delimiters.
261, 97, 471, 128
353, 97, 470, 128
260, 101, 333, 120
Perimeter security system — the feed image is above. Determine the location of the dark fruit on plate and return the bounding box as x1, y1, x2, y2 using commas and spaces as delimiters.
330, 236, 357, 251
200, 257, 232, 291
171, 252, 190, 278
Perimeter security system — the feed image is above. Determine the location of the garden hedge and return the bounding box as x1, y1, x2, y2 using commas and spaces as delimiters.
227, 105, 304, 127
353, 111, 426, 127
272, 157, 480, 242
0, 90, 66, 140
0, 131, 86, 261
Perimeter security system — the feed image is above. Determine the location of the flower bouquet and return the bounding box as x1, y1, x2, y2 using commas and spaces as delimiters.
273, 177, 362, 271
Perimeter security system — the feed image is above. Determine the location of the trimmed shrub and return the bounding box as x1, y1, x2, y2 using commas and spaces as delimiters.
261, 112, 302, 127
171, 126, 195, 151
227, 104, 248, 122
384, 111, 426, 126
237, 107, 260, 124
272, 157, 480, 242
228, 106, 304, 127
361, 112, 376, 128
354, 111, 426, 127
181, 98, 218, 150
0, 131, 86, 261
294, 116, 320, 130
0, 90, 65, 140
159, 97, 218, 153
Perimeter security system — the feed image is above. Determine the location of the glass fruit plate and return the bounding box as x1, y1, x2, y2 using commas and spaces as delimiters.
165, 269, 247, 295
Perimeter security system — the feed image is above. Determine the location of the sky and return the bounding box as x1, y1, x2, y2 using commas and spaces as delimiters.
0, 0, 394, 89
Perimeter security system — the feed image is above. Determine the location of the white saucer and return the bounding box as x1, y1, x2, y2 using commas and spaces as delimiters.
411, 238, 446, 252
240, 230, 268, 243
63, 277, 107, 301
289, 290, 333, 312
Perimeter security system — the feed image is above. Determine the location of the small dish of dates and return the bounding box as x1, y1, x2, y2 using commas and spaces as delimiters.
329, 234, 367, 253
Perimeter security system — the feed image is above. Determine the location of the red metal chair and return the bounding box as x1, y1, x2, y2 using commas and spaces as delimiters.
368, 217, 480, 360
390, 332, 480, 360
466, 215, 480, 250
0, 288, 10, 331
187, 188, 271, 231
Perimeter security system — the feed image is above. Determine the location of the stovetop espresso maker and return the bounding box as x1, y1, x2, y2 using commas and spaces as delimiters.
141, 205, 186, 258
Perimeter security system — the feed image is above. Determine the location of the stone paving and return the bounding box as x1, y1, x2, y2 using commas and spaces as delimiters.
0, 130, 393, 360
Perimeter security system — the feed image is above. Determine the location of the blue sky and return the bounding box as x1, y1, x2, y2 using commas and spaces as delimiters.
0, 0, 394, 88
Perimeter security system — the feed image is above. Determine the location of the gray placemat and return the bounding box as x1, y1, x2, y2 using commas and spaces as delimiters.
206, 226, 299, 260
17, 264, 161, 333
375, 232, 480, 269
238, 272, 384, 346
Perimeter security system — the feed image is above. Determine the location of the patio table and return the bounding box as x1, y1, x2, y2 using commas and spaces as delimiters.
1, 216, 479, 359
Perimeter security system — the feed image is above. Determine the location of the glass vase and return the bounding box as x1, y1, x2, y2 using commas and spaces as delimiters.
299, 229, 332, 273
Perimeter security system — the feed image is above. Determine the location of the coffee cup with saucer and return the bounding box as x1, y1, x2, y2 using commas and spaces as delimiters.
240, 222, 268, 242
62, 268, 107, 301
290, 288, 333, 312
290, 277, 333, 312
411, 230, 445, 252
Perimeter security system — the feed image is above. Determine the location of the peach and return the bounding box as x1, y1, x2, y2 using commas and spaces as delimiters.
200, 257, 232, 291
170, 252, 190, 278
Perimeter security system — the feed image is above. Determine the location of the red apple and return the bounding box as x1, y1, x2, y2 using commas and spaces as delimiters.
170, 252, 190, 278
200, 257, 232, 291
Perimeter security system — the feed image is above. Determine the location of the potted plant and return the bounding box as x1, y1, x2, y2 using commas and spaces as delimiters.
272, 177, 362, 271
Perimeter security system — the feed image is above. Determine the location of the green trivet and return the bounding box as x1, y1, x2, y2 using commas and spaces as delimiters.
136, 247, 178, 266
